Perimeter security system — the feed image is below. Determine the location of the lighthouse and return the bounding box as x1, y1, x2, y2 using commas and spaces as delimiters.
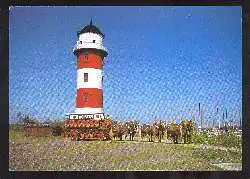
70, 20, 108, 120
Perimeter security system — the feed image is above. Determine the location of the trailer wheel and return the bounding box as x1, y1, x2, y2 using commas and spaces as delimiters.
76, 133, 80, 141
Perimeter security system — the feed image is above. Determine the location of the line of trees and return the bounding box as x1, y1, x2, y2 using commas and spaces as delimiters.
10, 112, 65, 131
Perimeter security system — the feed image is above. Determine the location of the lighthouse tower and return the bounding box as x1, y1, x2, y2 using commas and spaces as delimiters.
72, 20, 108, 119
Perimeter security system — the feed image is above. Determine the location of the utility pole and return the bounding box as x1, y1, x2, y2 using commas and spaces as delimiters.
216, 108, 219, 129
239, 110, 242, 130
212, 115, 215, 128
226, 108, 228, 127
222, 112, 225, 130
217, 108, 221, 129
225, 108, 228, 130
199, 103, 203, 129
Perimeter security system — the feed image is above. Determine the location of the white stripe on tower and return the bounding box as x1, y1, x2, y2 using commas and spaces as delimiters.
77, 68, 103, 89
75, 107, 103, 114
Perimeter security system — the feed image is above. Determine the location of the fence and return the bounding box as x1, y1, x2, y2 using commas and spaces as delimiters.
24, 126, 51, 137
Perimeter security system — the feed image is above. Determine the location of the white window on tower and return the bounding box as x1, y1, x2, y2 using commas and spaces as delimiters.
93, 40, 96, 43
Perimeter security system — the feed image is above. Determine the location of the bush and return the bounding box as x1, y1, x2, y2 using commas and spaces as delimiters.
9, 130, 25, 140
215, 132, 241, 148
52, 126, 63, 136
192, 133, 208, 144
192, 132, 241, 148
9, 124, 24, 132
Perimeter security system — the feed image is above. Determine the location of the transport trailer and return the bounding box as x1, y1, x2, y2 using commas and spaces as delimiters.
64, 117, 113, 141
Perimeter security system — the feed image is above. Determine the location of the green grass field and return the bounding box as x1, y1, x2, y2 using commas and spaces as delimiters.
9, 130, 242, 171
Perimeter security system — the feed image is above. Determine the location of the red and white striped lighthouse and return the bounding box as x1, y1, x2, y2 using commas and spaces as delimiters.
72, 20, 108, 117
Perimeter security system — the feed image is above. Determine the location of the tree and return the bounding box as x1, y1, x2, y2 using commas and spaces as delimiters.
50, 119, 65, 128
16, 111, 25, 125
16, 113, 39, 125
43, 119, 52, 125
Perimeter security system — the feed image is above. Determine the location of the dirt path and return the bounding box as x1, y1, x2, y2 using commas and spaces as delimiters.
180, 143, 241, 153
211, 163, 242, 171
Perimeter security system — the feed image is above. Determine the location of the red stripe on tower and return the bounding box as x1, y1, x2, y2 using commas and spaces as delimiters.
76, 88, 103, 108
77, 53, 103, 70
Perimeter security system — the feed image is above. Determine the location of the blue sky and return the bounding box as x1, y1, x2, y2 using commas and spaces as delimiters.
9, 6, 242, 126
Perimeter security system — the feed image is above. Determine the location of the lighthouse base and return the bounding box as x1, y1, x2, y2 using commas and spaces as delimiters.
64, 113, 113, 141
75, 108, 103, 114
67, 113, 105, 120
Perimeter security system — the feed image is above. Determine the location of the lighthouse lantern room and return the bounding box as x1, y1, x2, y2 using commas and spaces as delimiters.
70, 20, 108, 120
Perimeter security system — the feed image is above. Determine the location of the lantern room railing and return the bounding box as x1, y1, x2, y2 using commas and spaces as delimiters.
73, 41, 107, 53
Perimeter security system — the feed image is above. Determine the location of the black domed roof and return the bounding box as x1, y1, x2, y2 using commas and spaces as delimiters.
77, 20, 105, 38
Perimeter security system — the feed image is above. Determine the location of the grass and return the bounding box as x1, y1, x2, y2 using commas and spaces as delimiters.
9, 130, 242, 171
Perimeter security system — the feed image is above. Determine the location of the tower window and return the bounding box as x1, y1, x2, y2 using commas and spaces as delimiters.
79, 41, 82, 44
84, 73, 88, 82
83, 93, 88, 102
84, 54, 88, 63
93, 40, 95, 43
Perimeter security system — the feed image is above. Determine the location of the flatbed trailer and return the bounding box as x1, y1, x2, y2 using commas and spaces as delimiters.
64, 118, 113, 141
